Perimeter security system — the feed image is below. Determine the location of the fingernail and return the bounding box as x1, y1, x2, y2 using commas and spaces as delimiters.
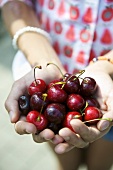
100, 121, 110, 131
26, 129, 32, 134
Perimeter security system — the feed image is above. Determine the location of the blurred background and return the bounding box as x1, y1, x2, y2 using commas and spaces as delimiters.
0, 10, 113, 170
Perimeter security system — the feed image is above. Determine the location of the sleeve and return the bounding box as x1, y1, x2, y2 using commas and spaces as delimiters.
0, 0, 35, 8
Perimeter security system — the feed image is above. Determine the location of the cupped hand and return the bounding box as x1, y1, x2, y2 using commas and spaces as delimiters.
55, 69, 113, 154
5, 63, 65, 144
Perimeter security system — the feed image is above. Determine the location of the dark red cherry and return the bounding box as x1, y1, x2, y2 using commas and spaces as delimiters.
80, 77, 97, 96
85, 97, 100, 108
30, 92, 48, 112
48, 122, 62, 134
44, 103, 66, 124
18, 95, 30, 115
64, 75, 80, 94
67, 94, 85, 111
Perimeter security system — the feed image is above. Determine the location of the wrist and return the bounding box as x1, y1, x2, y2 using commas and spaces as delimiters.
87, 53, 113, 75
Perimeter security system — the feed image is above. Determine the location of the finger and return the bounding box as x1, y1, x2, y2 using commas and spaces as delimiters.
5, 79, 27, 123
59, 127, 88, 148
70, 119, 107, 142
97, 111, 113, 131
51, 134, 64, 145
14, 120, 37, 135
54, 142, 75, 154
32, 129, 55, 143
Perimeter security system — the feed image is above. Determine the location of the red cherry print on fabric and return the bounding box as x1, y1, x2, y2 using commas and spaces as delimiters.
80, 29, 91, 43
53, 41, 60, 55
76, 51, 85, 64
101, 7, 113, 21
66, 25, 75, 41
48, 0, 55, 10
64, 64, 69, 73
100, 29, 112, 44
73, 68, 79, 74
54, 21, 63, 34
70, 6, 80, 20
83, 7, 93, 23
58, 0, 65, 16
38, 0, 44, 6
100, 49, 111, 56
64, 45, 73, 58
106, 0, 113, 2
45, 17, 50, 32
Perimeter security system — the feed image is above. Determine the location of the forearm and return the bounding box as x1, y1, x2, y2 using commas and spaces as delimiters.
1, 0, 39, 36
1, 1, 64, 70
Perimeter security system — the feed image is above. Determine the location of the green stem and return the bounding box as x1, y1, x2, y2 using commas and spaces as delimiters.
46, 63, 65, 79
83, 118, 113, 124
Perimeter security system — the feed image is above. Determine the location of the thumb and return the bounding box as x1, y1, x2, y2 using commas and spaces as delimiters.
97, 111, 113, 131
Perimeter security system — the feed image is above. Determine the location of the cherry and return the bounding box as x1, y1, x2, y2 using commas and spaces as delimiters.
80, 77, 97, 96
84, 106, 102, 125
18, 95, 30, 115
64, 75, 80, 94
63, 111, 82, 132
47, 86, 68, 103
85, 97, 100, 108
47, 78, 63, 89
44, 103, 66, 124
28, 66, 47, 96
28, 79, 47, 96
67, 94, 85, 111
30, 92, 49, 112
48, 122, 62, 134
26, 110, 48, 131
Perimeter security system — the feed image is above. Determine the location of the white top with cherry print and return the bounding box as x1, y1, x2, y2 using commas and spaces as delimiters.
1, 0, 113, 73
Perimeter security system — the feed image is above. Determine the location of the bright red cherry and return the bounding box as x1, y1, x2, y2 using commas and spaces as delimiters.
67, 94, 85, 111
84, 106, 102, 125
63, 111, 82, 132
47, 86, 68, 103
26, 111, 48, 131
28, 79, 47, 96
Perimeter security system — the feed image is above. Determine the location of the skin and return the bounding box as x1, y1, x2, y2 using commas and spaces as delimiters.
2, 1, 113, 170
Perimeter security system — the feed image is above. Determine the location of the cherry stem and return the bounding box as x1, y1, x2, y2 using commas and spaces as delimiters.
34, 65, 42, 85
73, 115, 83, 119
80, 102, 88, 114
40, 93, 48, 114
83, 118, 113, 124
46, 63, 65, 79
37, 116, 41, 121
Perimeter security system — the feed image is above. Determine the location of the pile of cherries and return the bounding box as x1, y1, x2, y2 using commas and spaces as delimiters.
18, 63, 102, 134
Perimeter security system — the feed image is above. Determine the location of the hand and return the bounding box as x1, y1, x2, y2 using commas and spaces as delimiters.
55, 69, 113, 154
5, 63, 65, 144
